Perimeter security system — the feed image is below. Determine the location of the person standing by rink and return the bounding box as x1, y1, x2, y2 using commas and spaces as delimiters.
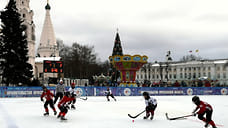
142, 92, 157, 120
54, 80, 65, 104
40, 86, 57, 116
192, 96, 217, 128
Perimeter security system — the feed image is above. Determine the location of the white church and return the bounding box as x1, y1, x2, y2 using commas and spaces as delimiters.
11, 0, 61, 84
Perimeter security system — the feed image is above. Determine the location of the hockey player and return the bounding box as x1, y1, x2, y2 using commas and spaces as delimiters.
192, 96, 217, 128
54, 80, 66, 104
57, 91, 75, 120
67, 82, 77, 109
40, 86, 57, 116
142, 92, 157, 120
105, 87, 116, 101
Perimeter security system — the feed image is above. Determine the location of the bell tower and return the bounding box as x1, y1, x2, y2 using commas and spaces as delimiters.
15, 0, 36, 73
37, 0, 59, 58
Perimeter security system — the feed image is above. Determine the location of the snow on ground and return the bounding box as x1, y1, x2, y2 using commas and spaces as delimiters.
0, 96, 227, 128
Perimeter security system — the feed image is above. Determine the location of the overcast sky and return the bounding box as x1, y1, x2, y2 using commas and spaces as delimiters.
1, 0, 228, 62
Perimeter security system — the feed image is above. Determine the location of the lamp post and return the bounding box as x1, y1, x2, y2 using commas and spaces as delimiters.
166, 51, 172, 84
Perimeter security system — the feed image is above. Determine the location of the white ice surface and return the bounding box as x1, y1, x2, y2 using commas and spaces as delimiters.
0, 96, 227, 128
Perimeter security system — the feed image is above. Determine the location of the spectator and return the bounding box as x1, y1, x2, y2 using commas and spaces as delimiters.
174, 80, 180, 87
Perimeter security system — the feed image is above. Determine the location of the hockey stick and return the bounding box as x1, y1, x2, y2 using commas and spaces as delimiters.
128, 110, 146, 119
79, 89, 88, 101
165, 113, 193, 120
79, 97, 88, 101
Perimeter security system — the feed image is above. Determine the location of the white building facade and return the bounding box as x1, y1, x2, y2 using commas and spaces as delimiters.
16, 0, 36, 73
136, 59, 228, 86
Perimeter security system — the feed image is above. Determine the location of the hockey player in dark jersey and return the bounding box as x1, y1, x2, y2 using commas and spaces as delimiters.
57, 91, 75, 120
105, 87, 116, 101
40, 86, 57, 116
142, 92, 157, 120
192, 96, 217, 128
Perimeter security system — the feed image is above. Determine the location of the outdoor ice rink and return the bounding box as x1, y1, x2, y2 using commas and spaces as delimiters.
0, 96, 227, 128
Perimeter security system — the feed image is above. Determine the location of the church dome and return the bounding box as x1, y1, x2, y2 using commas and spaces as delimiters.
45, 3, 51, 10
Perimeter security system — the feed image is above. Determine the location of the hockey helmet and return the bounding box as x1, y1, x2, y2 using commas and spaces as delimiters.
192, 96, 200, 105
42, 86, 47, 90
142, 91, 150, 98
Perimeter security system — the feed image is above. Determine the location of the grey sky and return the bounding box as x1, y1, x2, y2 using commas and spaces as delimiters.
1, 0, 228, 62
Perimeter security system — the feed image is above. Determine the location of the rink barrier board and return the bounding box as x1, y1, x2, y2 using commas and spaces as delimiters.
0, 87, 228, 97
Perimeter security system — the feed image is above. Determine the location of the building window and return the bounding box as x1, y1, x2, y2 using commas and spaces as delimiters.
223, 67, 226, 71
198, 73, 201, 77
208, 72, 211, 78
203, 67, 206, 71
193, 73, 196, 79
217, 74, 220, 79
217, 67, 220, 71
223, 73, 226, 79
169, 74, 172, 79
180, 73, 183, 79
208, 67, 211, 71
203, 72, 206, 76
174, 74, 176, 79
23, 14, 26, 18
180, 68, 183, 71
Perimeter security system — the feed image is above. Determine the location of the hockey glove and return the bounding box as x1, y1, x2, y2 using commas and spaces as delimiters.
41, 98, 44, 102
192, 112, 197, 116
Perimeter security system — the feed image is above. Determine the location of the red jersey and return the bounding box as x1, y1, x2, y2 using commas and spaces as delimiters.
41, 90, 54, 101
195, 101, 213, 114
58, 96, 74, 108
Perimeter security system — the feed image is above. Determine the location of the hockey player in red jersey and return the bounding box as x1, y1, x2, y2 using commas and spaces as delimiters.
57, 91, 75, 120
40, 86, 57, 116
192, 96, 217, 128
143, 92, 157, 120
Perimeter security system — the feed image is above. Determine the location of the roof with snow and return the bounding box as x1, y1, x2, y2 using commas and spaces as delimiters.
35, 57, 61, 63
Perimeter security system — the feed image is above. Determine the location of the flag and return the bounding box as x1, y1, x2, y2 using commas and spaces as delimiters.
196, 49, 199, 52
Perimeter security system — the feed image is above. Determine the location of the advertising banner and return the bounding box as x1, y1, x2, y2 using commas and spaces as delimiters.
0, 87, 228, 97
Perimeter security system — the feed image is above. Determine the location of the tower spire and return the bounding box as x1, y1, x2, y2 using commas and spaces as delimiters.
37, 1, 58, 57
45, 0, 51, 10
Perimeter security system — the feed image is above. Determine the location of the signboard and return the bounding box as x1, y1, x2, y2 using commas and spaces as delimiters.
0, 87, 228, 98
43, 60, 63, 73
